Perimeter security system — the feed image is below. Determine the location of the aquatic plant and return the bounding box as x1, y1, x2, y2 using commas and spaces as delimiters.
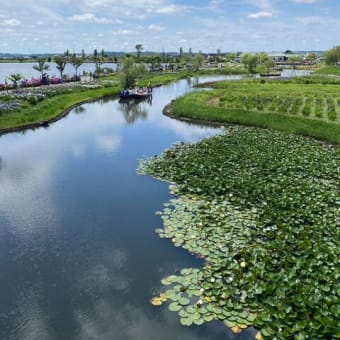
139, 127, 340, 339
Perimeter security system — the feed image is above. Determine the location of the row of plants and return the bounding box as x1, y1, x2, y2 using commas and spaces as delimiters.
168, 77, 340, 143
139, 127, 339, 339
217, 92, 340, 119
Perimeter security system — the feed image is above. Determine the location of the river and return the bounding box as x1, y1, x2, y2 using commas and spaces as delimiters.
0, 62, 118, 84
0, 76, 257, 339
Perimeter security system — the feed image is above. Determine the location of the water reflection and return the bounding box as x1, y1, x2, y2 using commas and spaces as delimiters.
0, 75, 253, 340
74, 106, 87, 114
117, 99, 150, 124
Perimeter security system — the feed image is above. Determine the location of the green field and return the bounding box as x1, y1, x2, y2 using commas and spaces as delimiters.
169, 77, 340, 144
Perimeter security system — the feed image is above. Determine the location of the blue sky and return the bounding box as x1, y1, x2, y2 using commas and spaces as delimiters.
0, 0, 339, 54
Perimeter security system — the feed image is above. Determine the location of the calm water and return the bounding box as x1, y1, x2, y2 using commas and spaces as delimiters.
0, 76, 255, 340
0, 62, 118, 83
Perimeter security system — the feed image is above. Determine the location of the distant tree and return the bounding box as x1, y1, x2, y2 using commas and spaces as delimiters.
92, 49, 103, 77
53, 55, 67, 79
323, 46, 340, 65
256, 52, 274, 72
242, 53, 258, 73
135, 44, 143, 60
8, 73, 22, 88
289, 55, 303, 69
193, 52, 204, 71
216, 49, 221, 62
119, 56, 146, 89
284, 50, 293, 54
306, 52, 317, 66
225, 53, 237, 62
64, 49, 70, 62
33, 58, 50, 77
70, 54, 84, 77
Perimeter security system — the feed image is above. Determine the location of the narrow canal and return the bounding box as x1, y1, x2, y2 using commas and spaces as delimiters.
0, 76, 254, 339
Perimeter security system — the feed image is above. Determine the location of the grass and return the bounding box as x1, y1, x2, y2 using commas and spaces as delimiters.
168, 78, 340, 144
0, 83, 121, 131
314, 64, 340, 75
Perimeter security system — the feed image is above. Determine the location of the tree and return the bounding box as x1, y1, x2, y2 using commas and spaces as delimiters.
323, 46, 340, 65
289, 55, 303, 69
242, 53, 258, 73
193, 52, 204, 71
53, 55, 67, 79
135, 44, 143, 60
256, 52, 274, 72
92, 49, 102, 77
8, 73, 22, 88
305, 52, 317, 66
119, 56, 146, 89
70, 54, 84, 77
33, 58, 50, 77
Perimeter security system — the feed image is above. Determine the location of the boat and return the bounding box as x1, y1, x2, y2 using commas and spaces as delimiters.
119, 87, 152, 101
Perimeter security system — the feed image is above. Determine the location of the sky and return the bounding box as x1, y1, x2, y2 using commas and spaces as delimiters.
0, 0, 339, 54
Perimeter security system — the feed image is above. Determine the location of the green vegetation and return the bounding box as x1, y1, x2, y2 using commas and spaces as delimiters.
315, 65, 340, 75
168, 77, 340, 144
0, 82, 120, 131
140, 126, 339, 339
323, 46, 340, 65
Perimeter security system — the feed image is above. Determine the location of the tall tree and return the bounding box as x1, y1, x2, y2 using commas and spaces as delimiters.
193, 52, 204, 71
70, 54, 84, 77
53, 55, 67, 79
33, 58, 50, 77
135, 44, 143, 60
119, 56, 146, 89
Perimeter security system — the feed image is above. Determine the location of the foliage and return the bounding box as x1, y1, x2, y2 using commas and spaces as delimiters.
315, 65, 340, 76
242, 54, 258, 73
70, 54, 84, 76
169, 78, 340, 144
135, 44, 143, 60
32, 58, 50, 77
118, 56, 147, 89
53, 55, 67, 79
139, 127, 340, 339
0, 83, 120, 131
7, 73, 23, 88
323, 46, 340, 66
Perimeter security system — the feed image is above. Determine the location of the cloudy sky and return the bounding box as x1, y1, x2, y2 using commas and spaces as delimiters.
0, 0, 339, 54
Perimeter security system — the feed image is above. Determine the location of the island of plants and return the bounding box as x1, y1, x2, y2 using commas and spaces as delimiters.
139, 126, 339, 339
167, 76, 340, 144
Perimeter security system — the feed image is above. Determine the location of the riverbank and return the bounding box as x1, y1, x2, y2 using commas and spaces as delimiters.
0, 81, 121, 134
0, 71, 199, 135
165, 77, 340, 144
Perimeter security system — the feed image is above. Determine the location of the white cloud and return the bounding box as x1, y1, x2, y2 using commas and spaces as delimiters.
156, 4, 188, 15
148, 24, 164, 32
69, 12, 119, 24
2, 18, 22, 26
247, 11, 273, 19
